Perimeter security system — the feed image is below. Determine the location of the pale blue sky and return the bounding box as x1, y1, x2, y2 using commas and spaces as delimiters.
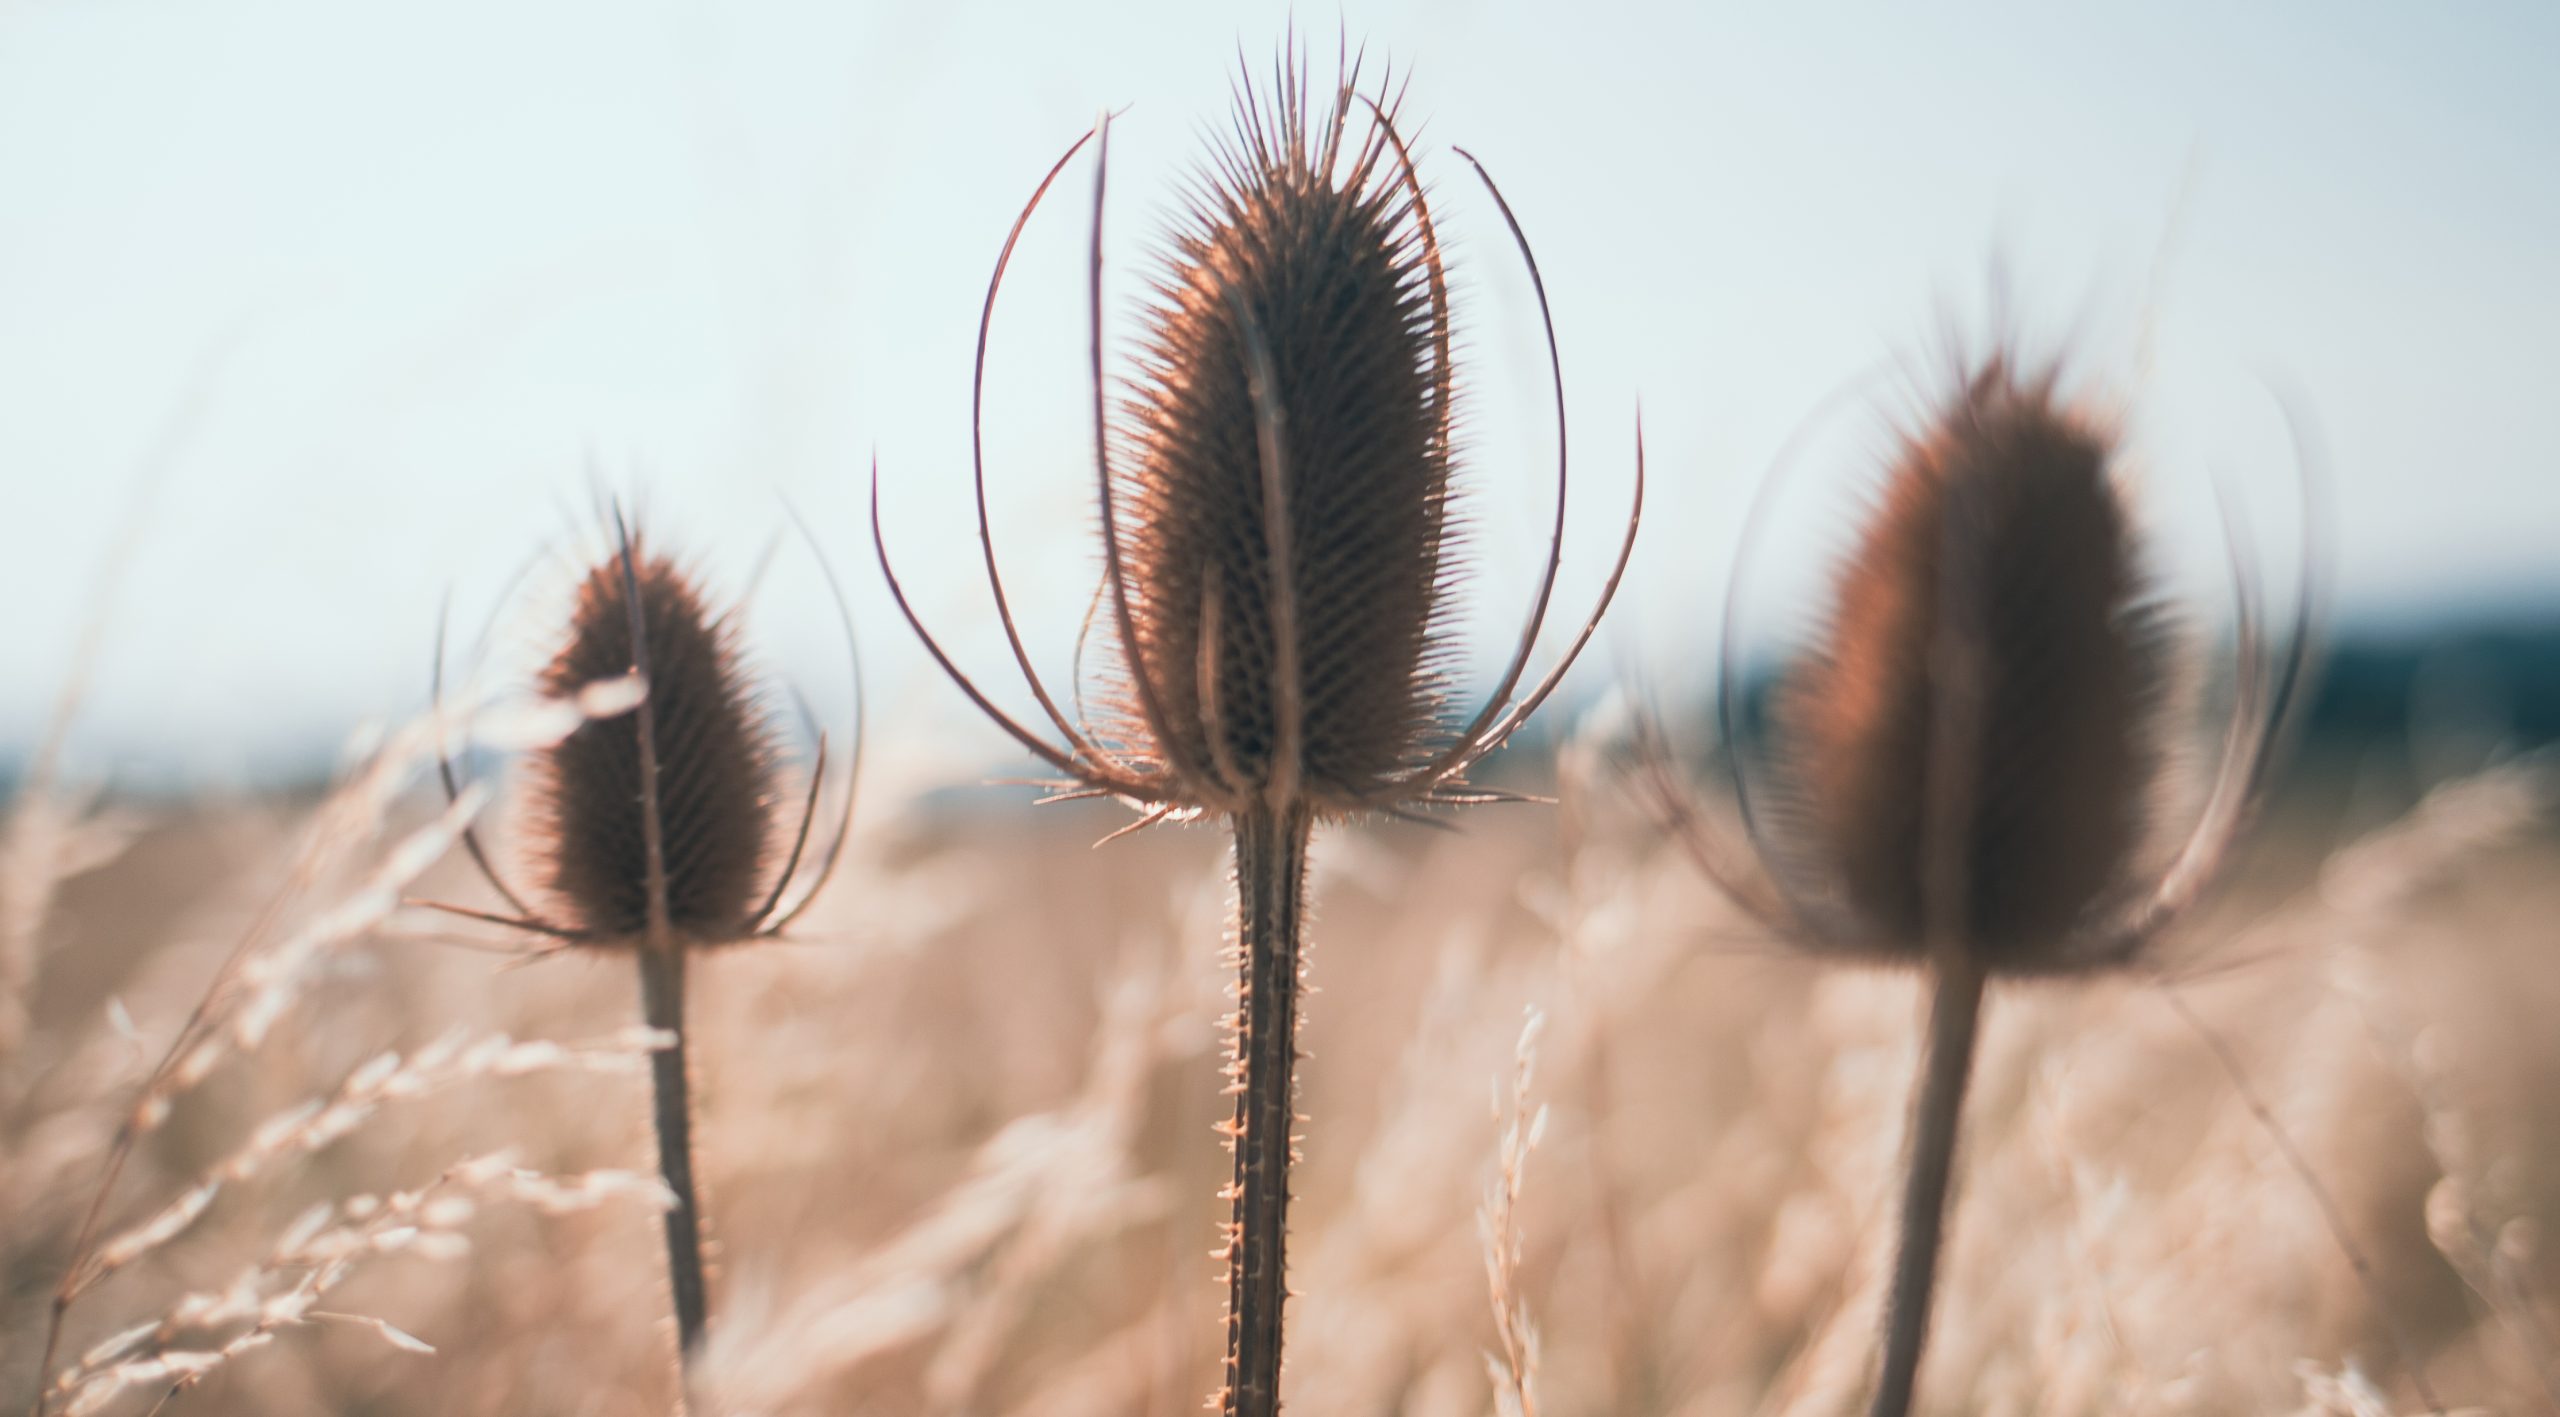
2, 0, 2554, 784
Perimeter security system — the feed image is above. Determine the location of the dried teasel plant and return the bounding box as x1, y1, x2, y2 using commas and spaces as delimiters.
872, 48, 1639, 1417
1641, 349, 2327, 1417
416, 511, 861, 1387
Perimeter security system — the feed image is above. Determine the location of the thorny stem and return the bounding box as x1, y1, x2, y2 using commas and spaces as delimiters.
1872, 954, 1987, 1417
1221, 803, 1313, 1417
638, 942, 710, 1380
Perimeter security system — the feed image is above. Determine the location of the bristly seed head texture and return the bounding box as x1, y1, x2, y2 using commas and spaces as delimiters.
533, 539, 779, 943
1778, 355, 2167, 971
1109, 73, 1458, 812
871, 45, 1639, 835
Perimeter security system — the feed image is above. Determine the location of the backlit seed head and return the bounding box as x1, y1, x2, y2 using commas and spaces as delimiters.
531, 539, 779, 943
1106, 66, 1460, 813
871, 45, 1640, 835
1776, 355, 2169, 970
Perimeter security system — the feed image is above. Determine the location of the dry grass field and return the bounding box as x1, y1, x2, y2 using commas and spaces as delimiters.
8, 9, 2555, 1414
4, 707, 2555, 1416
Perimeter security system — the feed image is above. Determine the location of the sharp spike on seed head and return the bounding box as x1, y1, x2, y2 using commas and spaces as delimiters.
1779, 350, 2169, 971
531, 534, 781, 944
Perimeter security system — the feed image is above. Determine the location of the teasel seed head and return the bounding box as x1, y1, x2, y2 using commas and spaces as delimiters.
415, 510, 861, 951
872, 53, 1642, 832
1647, 337, 2319, 978
1107, 75, 1458, 812
531, 536, 779, 943
1777, 355, 2170, 970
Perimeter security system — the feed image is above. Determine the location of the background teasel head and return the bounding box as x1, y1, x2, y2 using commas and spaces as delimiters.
424, 511, 861, 952
533, 538, 778, 943
874, 48, 1642, 828
1664, 345, 2317, 976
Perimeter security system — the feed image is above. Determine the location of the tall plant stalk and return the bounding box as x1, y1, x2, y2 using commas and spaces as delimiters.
399, 515, 862, 1400
636, 942, 709, 1366
1872, 955, 1986, 1417
871, 50, 1638, 1417
1223, 805, 1313, 1415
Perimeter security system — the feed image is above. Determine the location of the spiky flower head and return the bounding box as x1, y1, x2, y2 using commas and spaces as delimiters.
1773, 355, 2171, 972
873, 53, 1638, 836
531, 537, 780, 944
1105, 66, 1459, 814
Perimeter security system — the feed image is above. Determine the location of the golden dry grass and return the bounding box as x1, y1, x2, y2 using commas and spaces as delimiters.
3, 722, 2555, 1416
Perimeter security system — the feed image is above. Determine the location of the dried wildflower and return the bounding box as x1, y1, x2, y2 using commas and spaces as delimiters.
874, 45, 1639, 1417
1648, 349, 2317, 1417
1780, 358, 2169, 970
418, 512, 860, 1378
531, 543, 780, 942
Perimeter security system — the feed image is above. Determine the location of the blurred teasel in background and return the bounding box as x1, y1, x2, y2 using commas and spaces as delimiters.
1642, 346, 2324, 1417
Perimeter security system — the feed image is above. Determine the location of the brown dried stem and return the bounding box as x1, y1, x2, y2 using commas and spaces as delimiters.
1871, 954, 1986, 1417
637, 944, 709, 1369
1221, 803, 1312, 1417
611, 522, 710, 1383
